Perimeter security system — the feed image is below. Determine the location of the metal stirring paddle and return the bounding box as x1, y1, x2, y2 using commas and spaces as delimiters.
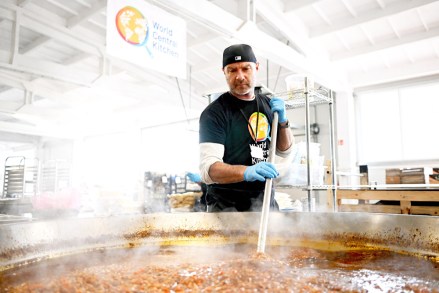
257, 111, 279, 253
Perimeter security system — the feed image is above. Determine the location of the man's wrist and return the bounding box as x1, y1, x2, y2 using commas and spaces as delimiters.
279, 120, 290, 129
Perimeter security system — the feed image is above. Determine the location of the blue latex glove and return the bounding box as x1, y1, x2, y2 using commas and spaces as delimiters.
187, 172, 201, 183
244, 162, 279, 182
269, 97, 287, 123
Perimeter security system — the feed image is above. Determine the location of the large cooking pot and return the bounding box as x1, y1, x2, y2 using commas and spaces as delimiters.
1, 212, 438, 291
1, 212, 438, 267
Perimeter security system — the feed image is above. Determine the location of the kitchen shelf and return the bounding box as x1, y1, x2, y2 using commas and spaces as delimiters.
270, 78, 337, 211
40, 160, 71, 192
275, 88, 333, 109
2, 157, 39, 198
277, 184, 336, 191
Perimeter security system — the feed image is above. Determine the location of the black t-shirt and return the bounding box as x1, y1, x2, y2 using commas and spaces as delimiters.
199, 92, 274, 196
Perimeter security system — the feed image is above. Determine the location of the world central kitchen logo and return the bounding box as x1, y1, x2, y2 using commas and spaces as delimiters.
115, 6, 180, 58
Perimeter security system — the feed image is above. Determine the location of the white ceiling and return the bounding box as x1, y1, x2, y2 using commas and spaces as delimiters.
0, 0, 438, 140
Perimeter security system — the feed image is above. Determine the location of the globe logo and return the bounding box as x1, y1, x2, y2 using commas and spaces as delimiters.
249, 112, 270, 142
115, 6, 149, 46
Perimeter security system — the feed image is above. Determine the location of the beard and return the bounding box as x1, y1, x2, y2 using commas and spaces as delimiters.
229, 81, 253, 96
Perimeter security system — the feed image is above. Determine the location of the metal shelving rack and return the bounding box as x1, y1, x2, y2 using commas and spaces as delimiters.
2, 156, 39, 198
273, 79, 337, 212
40, 160, 71, 192
143, 172, 169, 213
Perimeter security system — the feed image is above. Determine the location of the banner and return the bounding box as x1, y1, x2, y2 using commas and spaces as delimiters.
106, 0, 187, 78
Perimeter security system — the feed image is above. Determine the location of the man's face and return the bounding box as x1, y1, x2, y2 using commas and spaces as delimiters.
223, 62, 259, 97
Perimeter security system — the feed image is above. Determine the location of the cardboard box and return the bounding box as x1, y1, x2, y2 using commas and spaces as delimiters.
386, 175, 401, 184
385, 168, 401, 184
401, 174, 425, 184
400, 167, 431, 184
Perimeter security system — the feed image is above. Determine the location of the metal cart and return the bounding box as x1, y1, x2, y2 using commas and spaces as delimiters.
2, 156, 39, 198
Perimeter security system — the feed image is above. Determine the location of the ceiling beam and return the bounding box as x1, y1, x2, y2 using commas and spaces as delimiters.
0, 65, 93, 109
341, 0, 357, 17
17, 0, 32, 7
284, 0, 323, 12
19, 12, 101, 55
0, 120, 79, 139
255, 0, 350, 89
0, 5, 15, 22
3, 3, 191, 95
46, 0, 78, 16
0, 69, 27, 89
354, 73, 439, 92
150, 0, 348, 90
257, 0, 327, 59
187, 33, 222, 48
66, 0, 106, 28
348, 57, 439, 88
236, 21, 348, 90
149, 0, 242, 37
63, 52, 92, 65
0, 85, 12, 94
332, 26, 439, 61
20, 36, 51, 54
0, 101, 23, 112
72, 0, 92, 8
5, 1, 105, 58
0, 54, 98, 87
310, 0, 437, 38
0, 131, 40, 144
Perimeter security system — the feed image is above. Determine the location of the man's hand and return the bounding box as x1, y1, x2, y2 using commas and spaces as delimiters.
244, 162, 279, 182
269, 97, 287, 123
187, 172, 201, 183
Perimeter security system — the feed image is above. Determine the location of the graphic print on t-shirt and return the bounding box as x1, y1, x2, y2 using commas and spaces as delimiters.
248, 112, 270, 142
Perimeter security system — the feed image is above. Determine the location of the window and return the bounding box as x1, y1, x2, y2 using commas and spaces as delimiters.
355, 81, 439, 164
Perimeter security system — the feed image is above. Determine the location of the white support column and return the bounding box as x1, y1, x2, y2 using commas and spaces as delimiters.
334, 90, 358, 186
10, 9, 21, 65
26, 89, 33, 104
236, 0, 256, 24
247, 0, 256, 22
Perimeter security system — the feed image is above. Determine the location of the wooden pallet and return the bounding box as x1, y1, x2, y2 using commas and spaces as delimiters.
337, 189, 439, 216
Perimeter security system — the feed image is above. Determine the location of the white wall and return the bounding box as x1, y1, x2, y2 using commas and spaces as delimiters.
353, 80, 439, 184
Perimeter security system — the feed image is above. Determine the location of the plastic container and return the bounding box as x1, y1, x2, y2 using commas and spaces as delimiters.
275, 192, 303, 212
275, 163, 326, 186
284, 74, 314, 92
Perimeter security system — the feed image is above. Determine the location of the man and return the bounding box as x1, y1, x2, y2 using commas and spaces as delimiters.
199, 44, 294, 212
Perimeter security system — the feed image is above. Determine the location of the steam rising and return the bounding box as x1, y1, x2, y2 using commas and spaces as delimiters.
1, 213, 438, 291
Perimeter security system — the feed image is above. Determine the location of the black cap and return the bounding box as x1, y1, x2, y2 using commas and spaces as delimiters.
222, 44, 257, 68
